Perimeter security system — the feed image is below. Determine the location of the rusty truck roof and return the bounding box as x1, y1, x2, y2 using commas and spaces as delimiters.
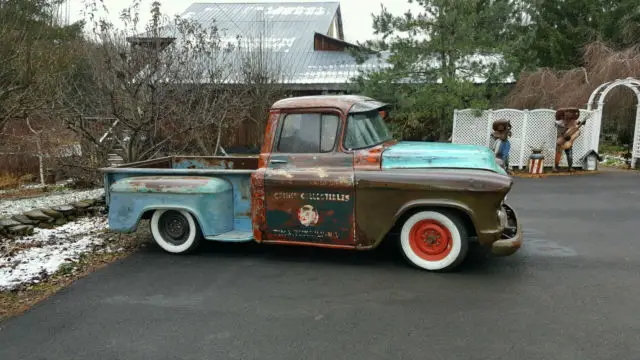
271, 95, 381, 113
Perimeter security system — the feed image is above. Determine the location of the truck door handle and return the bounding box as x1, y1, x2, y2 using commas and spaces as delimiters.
270, 159, 287, 164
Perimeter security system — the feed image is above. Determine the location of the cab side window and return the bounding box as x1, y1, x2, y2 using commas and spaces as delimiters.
277, 113, 339, 153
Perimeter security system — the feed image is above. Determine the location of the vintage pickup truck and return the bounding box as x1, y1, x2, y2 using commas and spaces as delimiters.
101, 95, 522, 272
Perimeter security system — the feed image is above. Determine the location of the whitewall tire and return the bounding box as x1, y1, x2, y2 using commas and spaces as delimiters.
150, 209, 202, 254
399, 210, 469, 272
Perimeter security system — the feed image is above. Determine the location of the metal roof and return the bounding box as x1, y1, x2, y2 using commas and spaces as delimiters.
181, 2, 339, 52
158, 2, 391, 88
137, 2, 510, 88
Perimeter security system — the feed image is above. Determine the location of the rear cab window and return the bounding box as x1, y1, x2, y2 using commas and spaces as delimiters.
277, 113, 340, 153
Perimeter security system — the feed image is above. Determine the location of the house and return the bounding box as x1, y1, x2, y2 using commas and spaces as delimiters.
128, 1, 391, 94
122, 1, 513, 150
127, 1, 515, 93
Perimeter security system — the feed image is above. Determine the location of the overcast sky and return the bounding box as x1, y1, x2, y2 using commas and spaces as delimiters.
67, 0, 420, 43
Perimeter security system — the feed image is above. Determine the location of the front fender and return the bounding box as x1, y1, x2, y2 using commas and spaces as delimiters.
393, 199, 476, 226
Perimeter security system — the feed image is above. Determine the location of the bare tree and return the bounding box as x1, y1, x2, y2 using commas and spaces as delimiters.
233, 15, 288, 151
57, 1, 241, 163
58, 0, 291, 163
506, 41, 640, 109
0, 1, 85, 182
0, 0, 54, 137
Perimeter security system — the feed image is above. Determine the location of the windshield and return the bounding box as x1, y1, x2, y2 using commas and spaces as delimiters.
343, 110, 393, 150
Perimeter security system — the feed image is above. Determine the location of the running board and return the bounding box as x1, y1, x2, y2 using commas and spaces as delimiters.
206, 230, 254, 242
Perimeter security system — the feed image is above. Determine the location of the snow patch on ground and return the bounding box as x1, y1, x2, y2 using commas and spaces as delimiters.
0, 188, 104, 217
0, 217, 108, 291
15, 219, 107, 245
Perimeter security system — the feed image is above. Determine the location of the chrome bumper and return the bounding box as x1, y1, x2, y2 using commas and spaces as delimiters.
491, 204, 523, 256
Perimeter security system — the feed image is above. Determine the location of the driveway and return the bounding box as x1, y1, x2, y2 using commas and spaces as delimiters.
1, 170, 639, 360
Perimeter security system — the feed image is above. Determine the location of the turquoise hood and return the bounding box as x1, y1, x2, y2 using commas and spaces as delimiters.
381, 141, 507, 174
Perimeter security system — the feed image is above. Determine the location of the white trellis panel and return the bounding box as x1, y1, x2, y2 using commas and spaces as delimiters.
452, 110, 490, 146
452, 108, 600, 169
521, 110, 556, 166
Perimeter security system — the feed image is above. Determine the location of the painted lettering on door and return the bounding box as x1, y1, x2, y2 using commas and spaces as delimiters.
266, 191, 354, 245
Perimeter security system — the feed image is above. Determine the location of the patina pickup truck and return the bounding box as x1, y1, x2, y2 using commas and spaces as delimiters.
102, 95, 522, 271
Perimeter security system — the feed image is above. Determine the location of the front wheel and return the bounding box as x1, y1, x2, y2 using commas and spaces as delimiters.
150, 209, 202, 254
399, 210, 469, 272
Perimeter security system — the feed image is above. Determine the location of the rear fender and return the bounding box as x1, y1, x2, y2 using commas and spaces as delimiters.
107, 176, 234, 236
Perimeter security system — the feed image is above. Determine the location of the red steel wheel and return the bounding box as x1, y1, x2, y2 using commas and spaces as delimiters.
400, 210, 469, 272
408, 219, 453, 261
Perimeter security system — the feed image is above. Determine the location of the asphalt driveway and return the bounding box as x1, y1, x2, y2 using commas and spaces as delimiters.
1, 169, 639, 360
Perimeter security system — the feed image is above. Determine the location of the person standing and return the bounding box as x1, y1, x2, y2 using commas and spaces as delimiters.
490, 119, 512, 173
553, 108, 583, 173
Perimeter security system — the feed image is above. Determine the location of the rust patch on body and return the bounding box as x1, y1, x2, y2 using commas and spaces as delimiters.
173, 156, 259, 170
259, 110, 280, 168
126, 176, 213, 192
261, 239, 355, 250
251, 169, 267, 242
353, 141, 397, 170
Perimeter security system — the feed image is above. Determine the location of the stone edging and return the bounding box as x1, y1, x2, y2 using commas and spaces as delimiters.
0, 195, 107, 238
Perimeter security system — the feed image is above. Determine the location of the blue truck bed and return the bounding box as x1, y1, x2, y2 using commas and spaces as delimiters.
101, 156, 258, 242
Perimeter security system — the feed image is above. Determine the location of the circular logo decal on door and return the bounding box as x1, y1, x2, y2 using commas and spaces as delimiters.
298, 205, 319, 227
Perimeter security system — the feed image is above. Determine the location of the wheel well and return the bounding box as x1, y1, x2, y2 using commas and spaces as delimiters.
389, 206, 477, 238
141, 210, 154, 220
141, 208, 202, 228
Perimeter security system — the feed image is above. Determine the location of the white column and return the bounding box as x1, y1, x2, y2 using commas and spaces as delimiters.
633, 103, 640, 168
452, 110, 458, 143
593, 100, 605, 154
519, 110, 529, 170
589, 109, 601, 153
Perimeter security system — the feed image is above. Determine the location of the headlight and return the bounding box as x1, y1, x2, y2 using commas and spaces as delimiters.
497, 208, 508, 230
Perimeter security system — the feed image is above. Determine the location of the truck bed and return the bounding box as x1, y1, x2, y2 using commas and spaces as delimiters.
108, 155, 259, 171
101, 155, 258, 241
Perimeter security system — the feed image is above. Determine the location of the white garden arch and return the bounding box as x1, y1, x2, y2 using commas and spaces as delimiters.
587, 77, 640, 168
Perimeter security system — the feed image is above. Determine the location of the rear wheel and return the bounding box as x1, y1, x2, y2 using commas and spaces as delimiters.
399, 210, 469, 272
150, 209, 202, 254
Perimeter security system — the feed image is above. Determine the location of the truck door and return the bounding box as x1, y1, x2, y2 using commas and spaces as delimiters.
263, 111, 356, 247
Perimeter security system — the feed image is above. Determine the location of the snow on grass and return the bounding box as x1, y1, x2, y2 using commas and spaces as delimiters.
0, 188, 104, 217
0, 216, 108, 291
15, 218, 108, 245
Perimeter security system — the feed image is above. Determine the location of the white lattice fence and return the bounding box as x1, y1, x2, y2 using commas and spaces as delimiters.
452, 108, 600, 169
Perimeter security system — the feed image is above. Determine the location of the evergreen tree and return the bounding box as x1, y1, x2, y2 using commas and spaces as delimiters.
353, 0, 521, 141
515, 0, 640, 70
